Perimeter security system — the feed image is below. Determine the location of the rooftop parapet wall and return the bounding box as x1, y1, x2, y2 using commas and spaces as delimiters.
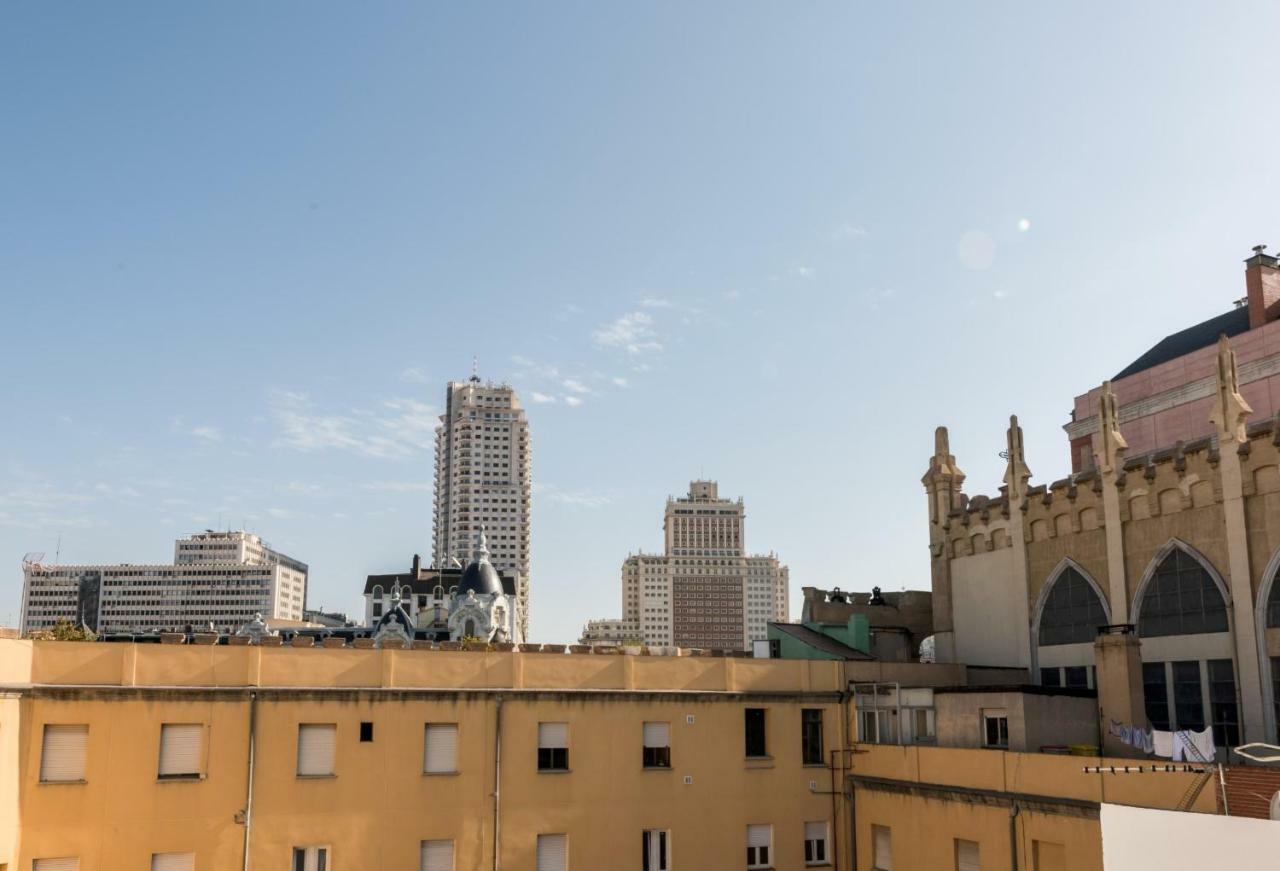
850, 743, 1218, 814
4, 639, 860, 695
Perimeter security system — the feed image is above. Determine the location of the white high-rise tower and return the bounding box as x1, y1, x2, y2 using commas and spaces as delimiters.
432, 374, 531, 639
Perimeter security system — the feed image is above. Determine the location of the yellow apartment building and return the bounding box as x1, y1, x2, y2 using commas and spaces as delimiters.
0, 638, 1220, 871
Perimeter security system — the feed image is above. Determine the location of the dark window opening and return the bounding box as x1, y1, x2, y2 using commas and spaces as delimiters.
1173, 660, 1206, 732
1040, 667, 1061, 687
1038, 567, 1108, 646
801, 709, 824, 765
745, 708, 767, 758
359, 722, 373, 742
1143, 662, 1170, 731
537, 748, 568, 771
643, 746, 671, 768
1208, 658, 1239, 748
1138, 550, 1228, 637
1064, 666, 1089, 688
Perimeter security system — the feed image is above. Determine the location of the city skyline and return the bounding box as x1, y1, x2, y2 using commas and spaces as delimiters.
6, 4, 1280, 643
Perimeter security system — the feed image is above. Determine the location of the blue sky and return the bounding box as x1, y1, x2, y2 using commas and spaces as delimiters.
4, 3, 1280, 641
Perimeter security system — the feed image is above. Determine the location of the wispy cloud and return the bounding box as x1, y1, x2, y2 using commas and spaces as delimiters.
269, 391, 438, 459
399, 367, 432, 384
555, 303, 584, 322
171, 418, 224, 442
564, 396, 584, 407
612, 377, 629, 388
266, 507, 294, 520
284, 482, 322, 496
592, 311, 662, 355
832, 222, 868, 241
562, 378, 590, 394
722, 289, 742, 302
530, 392, 557, 404
793, 265, 815, 279
639, 297, 674, 309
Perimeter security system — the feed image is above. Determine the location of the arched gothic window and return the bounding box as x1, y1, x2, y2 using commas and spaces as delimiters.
1267, 573, 1280, 628
1138, 548, 1228, 637
464, 619, 477, 637
372, 585, 383, 601
1038, 567, 1108, 646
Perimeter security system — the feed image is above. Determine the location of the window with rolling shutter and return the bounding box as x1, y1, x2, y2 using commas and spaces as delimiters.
872, 825, 892, 871
40, 724, 88, 783
292, 846, 328, 871
297, 724, 336, 777
536, 833, 567, 871
151, 852, 195, 871
804, 821, 828, 865
642, 722, 670, 768
33, 859, 79, 871
421, 839, 454, 871
955, 839, 980, 871
537, 722, 568, 771
746, 824, 771, 869
158, 724, 203, 779
424, 724, 458, 774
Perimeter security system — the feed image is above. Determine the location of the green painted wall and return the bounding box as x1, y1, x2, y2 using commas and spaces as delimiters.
766, 614, 871, 660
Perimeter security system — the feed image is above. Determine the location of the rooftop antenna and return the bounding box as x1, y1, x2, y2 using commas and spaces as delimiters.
54, 534, 61, 566
470, 356, 480, 383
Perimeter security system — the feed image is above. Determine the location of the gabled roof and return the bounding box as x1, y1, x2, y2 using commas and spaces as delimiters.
1114, 306, 1249, 380
770, 622, 875, 660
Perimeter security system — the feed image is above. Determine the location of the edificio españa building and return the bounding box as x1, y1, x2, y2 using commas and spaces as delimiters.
20, 530, 307, 635
433, 375, 531, 640
585, 481, 789, 650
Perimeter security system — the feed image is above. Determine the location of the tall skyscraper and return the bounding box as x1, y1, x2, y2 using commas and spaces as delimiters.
584, 480, 789, 650
432, 375, 531, 639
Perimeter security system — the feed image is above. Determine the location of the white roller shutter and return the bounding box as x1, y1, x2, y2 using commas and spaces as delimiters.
805, 820, 827, 841
956, 839, 980, 871
151, 853, 195, 871
536, 834, 567, 871
421, 839, 454, 871
424, 724, 458, 774
538, 722, 568, 749
297, 724, 336, 776
642, 722, 668, 748
747, 825, 771, 848
158, 724, 203, 778
873, 825, 892, 871
33, 860, 80, 871
40, 724, 87, 783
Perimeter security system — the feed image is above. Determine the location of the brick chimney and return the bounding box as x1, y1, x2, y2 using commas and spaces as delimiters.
1245, 244, 1280, 329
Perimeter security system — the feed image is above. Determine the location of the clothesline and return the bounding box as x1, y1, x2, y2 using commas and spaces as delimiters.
1108, 720, 1215, 762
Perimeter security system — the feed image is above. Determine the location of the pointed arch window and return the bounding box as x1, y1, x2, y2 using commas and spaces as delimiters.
1267, 573, 1280, 628
1038, 567, 1108, 646
1138, 549, 1228, 637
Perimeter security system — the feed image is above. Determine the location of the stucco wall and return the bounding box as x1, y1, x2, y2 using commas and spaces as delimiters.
950, 548, 1026, 667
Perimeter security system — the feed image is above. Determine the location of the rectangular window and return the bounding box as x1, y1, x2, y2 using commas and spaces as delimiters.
424, 724, 458, 774
292, 846, 329, 871
642, 829, 669, 871
982, 710, 1009, 748
297, 724, 336, 777
955, 839, 980, 871
910, 708, 936, 743
872, 824, 892, 871
39, 724, 88, 783
1063, 666, 1088, 689
421, 839, 454, 871
538, 722, 569, 771
1208, 659, 1239, 748
536, 834, 567, 871
1272, 656, 1280, 744
801, 709, 824, 765
1172, 660, 1205, 731
33, 861, 79, 871
1039, 667, 1061, 687
1143, 662, 1170, 731
745, 708, 767, 757
804, 821, 828, 865
151, 853, 194, 871
158, 724, 202, 779
360, 722, 374, 743
746, 824, 771, 869
642, 722, 671, 768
